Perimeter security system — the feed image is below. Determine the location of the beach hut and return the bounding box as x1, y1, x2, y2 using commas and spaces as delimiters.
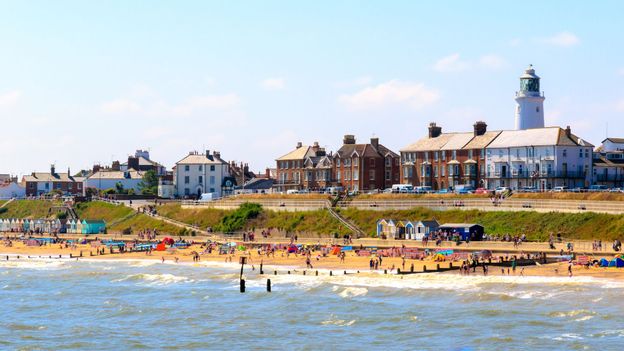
438, 223, 484, 241
413, 220, 439, 240
395, 221, 407, 240
609, 257, 624, 268
404, 221, 415, 240
75, 220, 83, 235
376, 219, 389, 237
68, 219, 76, 234
82, 220, 106, 234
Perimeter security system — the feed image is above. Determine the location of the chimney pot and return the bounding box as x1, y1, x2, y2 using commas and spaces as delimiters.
473, 121, 487, 136
370, 137, 379, 149
296, 142, 303, 149
428, 123, 442, 138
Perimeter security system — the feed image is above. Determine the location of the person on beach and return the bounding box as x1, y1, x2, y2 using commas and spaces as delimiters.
568, 263, 573, 277
520, 268, 525, 277
161, 256, 165, 263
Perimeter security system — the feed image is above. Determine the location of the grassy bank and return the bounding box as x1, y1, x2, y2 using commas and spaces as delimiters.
157, 203, 232, 229
0, 200, 62, 219
338, 207, 624, 241
74, 201, 182, 234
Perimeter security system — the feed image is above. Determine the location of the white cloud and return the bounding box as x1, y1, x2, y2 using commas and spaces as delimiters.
100, 98, 142, 114
433, 53, 469, 72
541, 32, 580, 47
479, 54, 507, 70
171, 94, 242, 115
261, 77, 286, 91
339, 80, 440, 111
0, 90, 22, 107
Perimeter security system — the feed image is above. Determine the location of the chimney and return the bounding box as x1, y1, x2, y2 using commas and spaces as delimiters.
67, 167, 71, 176
312, 141, 320, 153
265, 168, 271, 179
370, 137, 379, 149
50, 164, 56, 175
296, 142, 303, 149
343, 135, 356, 144
93, 165, 101, 174
213, 151, 221, 159
111, 161, 120, 171
565, 126, 572, 138
127, 156, 139, 171
473, 121, 487, 136
205, 150, 210, 156
428, 123, 442, 138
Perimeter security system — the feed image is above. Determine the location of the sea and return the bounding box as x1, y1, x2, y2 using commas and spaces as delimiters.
1, 257, 623, 351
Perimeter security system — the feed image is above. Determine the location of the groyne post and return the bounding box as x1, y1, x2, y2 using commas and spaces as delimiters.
267, 279, 271, 292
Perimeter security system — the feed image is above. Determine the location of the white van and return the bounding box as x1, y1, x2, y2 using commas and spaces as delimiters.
286, 189, 299, 195
391, 184, 414, 193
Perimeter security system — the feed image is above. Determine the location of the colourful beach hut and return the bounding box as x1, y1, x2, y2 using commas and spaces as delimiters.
82, 220, 106, 234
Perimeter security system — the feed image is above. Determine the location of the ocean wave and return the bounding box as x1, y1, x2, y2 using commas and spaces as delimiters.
333, 286, 368, 298
321, 314, 356, 327
0, 260, 67, 270
112, 273, 194, 286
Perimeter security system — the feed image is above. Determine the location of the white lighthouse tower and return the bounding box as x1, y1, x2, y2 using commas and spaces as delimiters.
514, 65, 545, 130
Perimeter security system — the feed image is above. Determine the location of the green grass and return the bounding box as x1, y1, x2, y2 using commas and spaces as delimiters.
74, 201, 134, 222
75, 201, 182, 234
157, 203, 232, 228
0, 200, 62, 219
338, 207, 624, 241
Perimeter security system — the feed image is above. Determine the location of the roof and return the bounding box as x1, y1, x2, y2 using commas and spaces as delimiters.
242, 178, 275, 190
400, 133, 454, 152
335, 142, 398, 159
22, 172, 78, 183
603, 138, 624, 144
487, 127, 594, 148
463, 131, 502, 149
176, 153, 228, 165
440, 133, 474, 150
420, 220, 440, 227
439, 223, 483, 228
277, 146, 314, 161
83, 220, 106, 225
87, 170, 144, 180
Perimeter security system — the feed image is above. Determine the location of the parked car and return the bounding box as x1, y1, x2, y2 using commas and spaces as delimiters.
552, 186, 568, 192
519, 186, 538, 193
588, 185, 609, 192
609, 188, 622, 193
437, 189, 450, 194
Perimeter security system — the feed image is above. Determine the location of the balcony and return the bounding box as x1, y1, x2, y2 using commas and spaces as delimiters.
595, 174, 624, 182
486, 171, 587, 179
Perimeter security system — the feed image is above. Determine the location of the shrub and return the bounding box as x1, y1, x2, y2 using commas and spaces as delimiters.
214, 203, 262, 233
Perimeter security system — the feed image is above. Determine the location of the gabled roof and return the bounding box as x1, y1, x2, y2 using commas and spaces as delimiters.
277, 146, 315, 161
176, 153, 228, 165
335, 142, 398, 159
22, 172, 78, 183
400, 133, 455, 152
603, 138, 624, 144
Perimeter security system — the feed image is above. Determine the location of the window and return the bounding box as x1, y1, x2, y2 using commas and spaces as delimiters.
385, 157, 391, 166
184, 165, 190, 172
336, 170, 341, 180
579, 148, 583, 158
481, 149, 485, 160
353, 158, 359, 168
209, 188, 215, 193
199, 165, 203, 171
563, 149, 567, 157
184, 188, 190, 196
516, 149, 520, 158
369, 170, 375, 181
424, 153, 429, 162
536, 106, 540, 112
385, 170, 390, 181
353, 170, 359, 180
442, 151, 446, 161
184, 176, 190, 184
452, 150, 457, 160
468, 150, 473, 159
585, 149, 589, 158
369, 158, 375, 167
434, 166, 438, 177
434, 152, 438, 161
210, 176, 215, 185
441, 165, 445, 176
198, 176, 203, 183
345, 170, 351, 180
345, 159, 351, 167
210, 165, 215, 171
336, 158, 341, 167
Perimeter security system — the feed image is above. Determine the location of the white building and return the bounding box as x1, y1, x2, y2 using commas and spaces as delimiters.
515, 65, 545, 130
592, 138, 624, 187
174, 150, 231, 198
485, 126, 593, 190
0, 182, 26, 199
85, 170, 144, 193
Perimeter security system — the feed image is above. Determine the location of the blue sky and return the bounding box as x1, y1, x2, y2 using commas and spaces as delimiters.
1, 1, 623, 175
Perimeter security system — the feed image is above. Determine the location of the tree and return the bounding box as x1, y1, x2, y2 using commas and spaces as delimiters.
115, 182, 125, 194
138, 170, 159, 195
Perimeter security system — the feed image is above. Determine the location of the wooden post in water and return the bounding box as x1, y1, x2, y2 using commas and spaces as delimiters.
266, 279, 271, 292
260, 262, 264, 275
436, 264, 440, 271
240, 279, 246, 293
330, 271, 333, 276
423, 265, 427, 272
410, 263, 414, 273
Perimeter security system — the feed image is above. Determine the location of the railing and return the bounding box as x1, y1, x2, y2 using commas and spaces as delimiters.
595, 174, 624, 182
182, 198, 332, 208
487, 171, 587, 179
340, 198, 624, 214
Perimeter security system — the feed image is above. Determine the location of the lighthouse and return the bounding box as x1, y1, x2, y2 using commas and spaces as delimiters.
514, 65, 545, 130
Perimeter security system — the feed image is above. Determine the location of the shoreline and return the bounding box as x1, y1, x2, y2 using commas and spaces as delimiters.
3, 242, 624, 281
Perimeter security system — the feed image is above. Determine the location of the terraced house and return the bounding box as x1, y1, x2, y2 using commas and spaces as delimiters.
275, 142, 331, 192
22, 165, 84, 196
333, 135, 400, 192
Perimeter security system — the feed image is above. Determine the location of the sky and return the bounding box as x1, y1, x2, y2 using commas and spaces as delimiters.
1, 1, 624, 176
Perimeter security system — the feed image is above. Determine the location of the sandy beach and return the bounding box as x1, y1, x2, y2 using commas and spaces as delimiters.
3, 240, 624, 280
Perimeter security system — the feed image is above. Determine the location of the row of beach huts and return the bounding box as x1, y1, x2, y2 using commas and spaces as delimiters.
0, 218, 106, 234
376, 219, 484, 241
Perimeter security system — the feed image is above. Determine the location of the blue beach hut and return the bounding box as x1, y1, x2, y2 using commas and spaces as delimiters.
609, 257, 624, 268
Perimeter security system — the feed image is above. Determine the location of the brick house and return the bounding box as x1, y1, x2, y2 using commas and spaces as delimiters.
400, 122, 499, 190
22, 165, 84, 196
275, 142, 330, 192
333, 135, 400, 192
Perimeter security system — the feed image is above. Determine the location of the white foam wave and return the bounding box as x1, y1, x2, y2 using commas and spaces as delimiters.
334, 286, 368, 298
0, 260, 67, 270
112, 273, 194, 286
321, 314, 356, 326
